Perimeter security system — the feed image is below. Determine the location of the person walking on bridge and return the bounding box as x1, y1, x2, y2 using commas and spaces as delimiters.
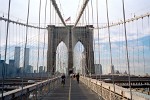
76, 73, 80, 84
61, 73, 66, 86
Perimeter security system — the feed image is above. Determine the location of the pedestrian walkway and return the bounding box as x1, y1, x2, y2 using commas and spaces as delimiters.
42, 78, 102, 100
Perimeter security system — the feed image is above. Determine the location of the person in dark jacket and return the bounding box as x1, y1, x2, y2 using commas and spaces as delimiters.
61, 73, 66, 85
76, 73, 80, 84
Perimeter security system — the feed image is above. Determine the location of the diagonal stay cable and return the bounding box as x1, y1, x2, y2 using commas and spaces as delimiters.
51, 0, 66, 26
73, 0, 89, 28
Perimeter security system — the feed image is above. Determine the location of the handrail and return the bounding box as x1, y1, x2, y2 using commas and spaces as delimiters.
80, 76, 150, 100
0, 76, 61, 99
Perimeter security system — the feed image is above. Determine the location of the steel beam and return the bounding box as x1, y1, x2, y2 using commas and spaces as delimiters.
51, 0, 66, 26
73, 0, 89, 28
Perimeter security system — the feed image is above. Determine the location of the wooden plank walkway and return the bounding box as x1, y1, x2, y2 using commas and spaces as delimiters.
41, 78, 102, 100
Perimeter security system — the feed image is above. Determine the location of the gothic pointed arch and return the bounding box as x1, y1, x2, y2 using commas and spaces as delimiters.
47, 25, 94, 74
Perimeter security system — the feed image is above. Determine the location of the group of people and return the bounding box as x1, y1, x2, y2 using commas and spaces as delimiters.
72, 73, 80, 83
61, 73, 80, 85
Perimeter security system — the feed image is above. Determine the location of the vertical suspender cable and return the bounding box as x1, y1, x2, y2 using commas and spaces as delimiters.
118, 24, 122, 72
43, 0, 47, 80
148, 16, 150, 50
136, 19, 140, 65
83, 11, 89, 74
37, 0, 41, 73
2, 0, 11, 99
133, 47, 135, 75
90, 0, 95, 78
82, 13, 86, 74
84, 6, 89, 74
106, 0, 115, 91
50, 0, 51, 24
0, 20, 1, 58
142, 42, 145, 74
90, 0, 94, 24
142, 18, 146, 74
96, 0, 101, 81
122, 0, 132, 99
21, 0, 30, 99
87, 3, 91, 76
131, 20, 135, 75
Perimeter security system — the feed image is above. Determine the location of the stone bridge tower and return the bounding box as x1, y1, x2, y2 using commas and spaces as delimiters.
47, 25, 94, 75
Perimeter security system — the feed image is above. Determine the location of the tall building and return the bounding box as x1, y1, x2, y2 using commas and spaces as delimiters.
8, 60, 16, 76
110, 65, 115, 74
26, 65, 33, 73
95, 64, 102, 75
0, 60, 4, 77
14, 47, 20, 68
24, 48, 29, 70
0, 54, 1, 60
39, 66, 45, 73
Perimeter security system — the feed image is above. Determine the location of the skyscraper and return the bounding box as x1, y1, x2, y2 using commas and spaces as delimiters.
26, 65, 33, 73
0, 54, 1, 60
95, 64, 102, 75
110, 65, 115, 74
24, 48, 29, 72
14, 47, 20, 68
9, 60, 16, 76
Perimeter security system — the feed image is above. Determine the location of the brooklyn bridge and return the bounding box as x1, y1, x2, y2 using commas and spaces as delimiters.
0, 0, 150, 100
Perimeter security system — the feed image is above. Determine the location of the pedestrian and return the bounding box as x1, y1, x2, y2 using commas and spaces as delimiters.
76, 73, 80, 84
73, 73, 76, 79
61, 73, 66, 86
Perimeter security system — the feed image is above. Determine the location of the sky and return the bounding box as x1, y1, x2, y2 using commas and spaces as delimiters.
0, 0, 150, 75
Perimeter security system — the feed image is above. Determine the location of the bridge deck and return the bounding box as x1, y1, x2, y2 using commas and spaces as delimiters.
41, 78, 102, 100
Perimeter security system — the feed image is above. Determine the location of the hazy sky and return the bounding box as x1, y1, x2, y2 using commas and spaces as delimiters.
0, 0, 150, 25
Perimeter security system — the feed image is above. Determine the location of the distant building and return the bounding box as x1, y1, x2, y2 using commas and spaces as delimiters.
8, 60, 16, 77
14, 47, 20, 68
24, 48, 30, 71
39, 66, 45, 73
25, 65, 33, 73
110, 65, 115, 74
115, 70, 120, 74
124, 70, 127, 74
0, 60, 4, 77
0, 54, 1, 60
44, 66, 46, 72
34, 70, 37, 73
95, 64, 102, 75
